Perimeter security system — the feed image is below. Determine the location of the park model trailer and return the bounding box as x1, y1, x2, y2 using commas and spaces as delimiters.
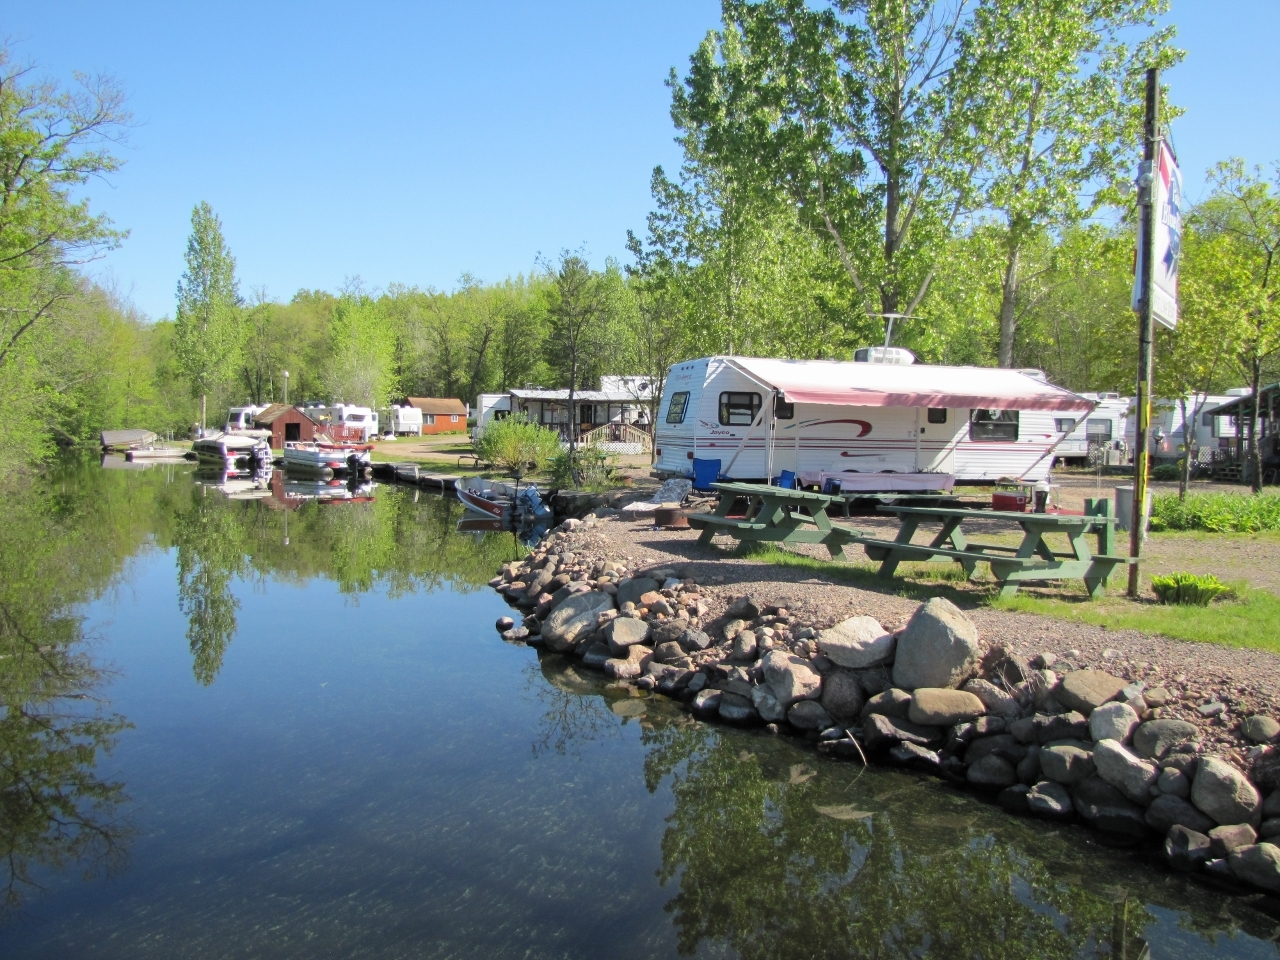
1125, 390, 1250, 461
652, 356, 1094, 489
1050, 393, 1132, 465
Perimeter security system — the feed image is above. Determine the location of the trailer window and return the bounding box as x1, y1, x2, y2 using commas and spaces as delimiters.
774, 396, 794, 420
1086, 418, 1112, 440
719, 392, 762, 426
1055, 418, 1075, 433
666, 391, 690, 424
927, 408, 947, 424
970, 409, 1019, 442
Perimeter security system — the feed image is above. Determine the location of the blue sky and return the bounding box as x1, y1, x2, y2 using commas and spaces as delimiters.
10, 1, 1279, 320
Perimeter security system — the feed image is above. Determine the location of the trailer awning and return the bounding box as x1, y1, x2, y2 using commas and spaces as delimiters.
725, 357, 1093, 412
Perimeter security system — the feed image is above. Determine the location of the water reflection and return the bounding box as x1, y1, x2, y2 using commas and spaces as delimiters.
531, 653, 1280, 959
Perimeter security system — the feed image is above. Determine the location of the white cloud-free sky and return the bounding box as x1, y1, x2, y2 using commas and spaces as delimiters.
9, 1, 1278, 320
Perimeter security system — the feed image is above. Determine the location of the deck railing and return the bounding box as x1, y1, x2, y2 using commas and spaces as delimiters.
580, 422, 653, 452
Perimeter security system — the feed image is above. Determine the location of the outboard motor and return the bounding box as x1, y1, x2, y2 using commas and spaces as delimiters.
516, 484, 553, 523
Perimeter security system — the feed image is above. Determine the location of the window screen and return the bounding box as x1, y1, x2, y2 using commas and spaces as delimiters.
1085, 418, 1112, 440
774, 397, 795, 420
969, 409, 1019, 442
927, 408, 947, 424
1055, 418, 1076, 433
719, 392, 762, 426
666, 391, 690, 424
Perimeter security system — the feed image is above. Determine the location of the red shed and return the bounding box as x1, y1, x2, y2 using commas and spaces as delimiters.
254, 404, 323, 450
404, 397, 468, 435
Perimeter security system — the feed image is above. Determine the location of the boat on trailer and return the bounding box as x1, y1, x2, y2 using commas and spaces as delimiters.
282, 440, 373, 477
192, 433, 272, 471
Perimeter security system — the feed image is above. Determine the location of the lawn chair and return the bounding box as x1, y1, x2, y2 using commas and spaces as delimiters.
771, 469, 797, 489
691, 457, 723, 493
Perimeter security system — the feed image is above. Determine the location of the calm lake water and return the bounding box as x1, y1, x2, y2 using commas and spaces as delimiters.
1, 459, 1278, 959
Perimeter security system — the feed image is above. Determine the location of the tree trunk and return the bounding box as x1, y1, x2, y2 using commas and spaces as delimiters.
201, 393, 207, 436
998, 243, 1021, 368
1178, 398, 1190, 499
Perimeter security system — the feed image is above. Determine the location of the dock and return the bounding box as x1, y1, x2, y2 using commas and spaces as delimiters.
369, 461, 460, 491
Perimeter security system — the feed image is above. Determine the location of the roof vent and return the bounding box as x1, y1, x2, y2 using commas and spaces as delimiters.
1225, 387, 1253, 397
853, 346, 915, 365
1015, 368, 1047, 382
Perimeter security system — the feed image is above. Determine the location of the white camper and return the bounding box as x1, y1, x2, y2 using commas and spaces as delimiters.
1051, 393, 1132, 465
313, 404, 380, 441
225, 404, 270, 433
1125, 390, 1248, 461
652, 355, 1092, 488
472, 393, 512, 439
388, 405, 423, 436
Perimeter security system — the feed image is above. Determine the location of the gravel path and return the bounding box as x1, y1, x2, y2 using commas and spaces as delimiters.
555, 509, 1280, 769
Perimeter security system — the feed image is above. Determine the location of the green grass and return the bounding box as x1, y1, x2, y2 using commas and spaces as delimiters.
737, 542, 1280, 653
992, 584, 1280, 654
1150, 491, 1280, 532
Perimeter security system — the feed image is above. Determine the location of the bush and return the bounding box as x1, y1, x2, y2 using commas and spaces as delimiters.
1149, 492, 1280, 532
1151, 462, 1182, 481
550, 442, 616, 491
1150, 572, 1233, 606
472, 415, 562, 476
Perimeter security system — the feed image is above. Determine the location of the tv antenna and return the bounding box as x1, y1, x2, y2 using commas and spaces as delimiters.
867, 313, 925, 349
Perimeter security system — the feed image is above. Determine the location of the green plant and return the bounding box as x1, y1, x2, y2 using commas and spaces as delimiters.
472, 415, 561, 476
1150, 572, 1233, 606
1151, 462, 1182, 481
1149, 492, 1280, 532
550, 442, 615, 491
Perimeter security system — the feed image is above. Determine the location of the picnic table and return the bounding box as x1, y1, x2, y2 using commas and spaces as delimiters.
687, 482, 861, 558
853, 498, 1130, 598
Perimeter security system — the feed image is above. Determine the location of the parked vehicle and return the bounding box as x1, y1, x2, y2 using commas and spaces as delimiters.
225, 405, 271, 434
1050, 393, 1132, 465
651, 353, 1092, 488
388, 405, 424, 436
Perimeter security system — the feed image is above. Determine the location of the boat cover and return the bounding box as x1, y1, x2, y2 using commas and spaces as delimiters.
725, 357, 1093, 412
101, 428, 157, 449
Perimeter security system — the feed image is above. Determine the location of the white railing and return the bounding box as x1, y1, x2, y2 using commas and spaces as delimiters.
580, 422, 653, 453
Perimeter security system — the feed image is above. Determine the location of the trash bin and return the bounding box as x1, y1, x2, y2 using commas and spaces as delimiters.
1114, 484, 1152, 538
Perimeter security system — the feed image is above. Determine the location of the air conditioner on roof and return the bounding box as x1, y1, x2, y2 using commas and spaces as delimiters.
853, 346, 915, 365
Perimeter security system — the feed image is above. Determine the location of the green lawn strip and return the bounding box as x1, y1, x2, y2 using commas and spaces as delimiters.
991, 586, 1280, 654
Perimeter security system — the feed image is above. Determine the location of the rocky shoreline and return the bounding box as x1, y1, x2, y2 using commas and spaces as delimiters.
490, 514, 1280, 896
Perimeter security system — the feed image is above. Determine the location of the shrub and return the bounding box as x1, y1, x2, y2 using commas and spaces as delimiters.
1150, 572, 1233, 606
472, 415, 562, 476
1149, 492, 1280, 532
550, 442, 615, 491
1151, 462, 1182, 481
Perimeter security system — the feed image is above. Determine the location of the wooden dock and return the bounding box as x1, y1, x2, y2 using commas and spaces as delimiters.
370, 461, 459, 491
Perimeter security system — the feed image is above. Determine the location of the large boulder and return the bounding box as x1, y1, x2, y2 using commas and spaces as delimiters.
963, 678, 1021, 719
1089, 702, 1140, 744
891, 597, 981, 690
1192, 757, 1262, 826
1145, 794, 1215, 834
788, 700, 834, 730
604, 617, 650, 656
1243, 715, 1280, 744
861, 688, 912, 721
1132, 719, 1199, 760
818, 616, 896, 668
1034, 712, 1090, 744
1209, 823, 1258, 859
603, 645, 652, 680
909, 688, 985, 726
542, 590, 615, 653
1057, 670, 1126, 715
751, 684, 787, 723
863, 713, 943, 751
967, 755, 1018, 789
1027, 780, 1074, 819
615, 577, 659, 607
1039, 741, 1096, 784
1093, 739, 1158, 805
965, 734, 1027, 766
762, 650, 822, 706
1165, 825, 1212, 872
820, 670, 865, 722
1229, 843, 1280, 892
718, 691, 757, 723
1072, 776, 1148, 837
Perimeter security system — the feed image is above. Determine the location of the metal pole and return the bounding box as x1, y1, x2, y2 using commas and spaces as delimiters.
1128, 67, 1159, 597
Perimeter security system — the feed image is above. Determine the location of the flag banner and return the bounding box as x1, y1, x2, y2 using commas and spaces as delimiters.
1132, 141, 1183, 329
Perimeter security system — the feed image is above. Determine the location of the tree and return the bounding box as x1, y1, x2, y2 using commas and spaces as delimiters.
545, 253, 608, 454
238, 288, 278, 404
324, 285, 398, 408
1185, 161, 1280, 491
973, 0, 1179, 366
173, 202, 241, 432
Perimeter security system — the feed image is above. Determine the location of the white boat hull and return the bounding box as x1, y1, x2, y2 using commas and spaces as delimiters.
283, 442, 372, 476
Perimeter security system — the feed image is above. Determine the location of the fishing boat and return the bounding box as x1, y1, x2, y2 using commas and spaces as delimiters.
455, 477, 517, 519
125, 445, 191, 462
281, 440, 373, 477
192, 433, 272, 470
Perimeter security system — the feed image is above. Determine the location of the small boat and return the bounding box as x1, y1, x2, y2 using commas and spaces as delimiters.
456, 516, 505, 534
126, 446, 191, 462
192, 433, 272, 470
455, 476, 517, 519
101, 428, 158, 452
282, 440, 373, 477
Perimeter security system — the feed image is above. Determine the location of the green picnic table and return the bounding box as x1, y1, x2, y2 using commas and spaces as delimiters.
687, 482, 861, 558
853, 498, 1131, 598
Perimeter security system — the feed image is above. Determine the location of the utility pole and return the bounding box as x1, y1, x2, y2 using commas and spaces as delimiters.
1128, 67, 1159, 597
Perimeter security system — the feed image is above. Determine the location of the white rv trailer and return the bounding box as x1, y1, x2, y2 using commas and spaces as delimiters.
312, 404, 380, 441
1123, 390, 1249, 461
652, 356, 1093, 488
1051, 393, 1132, 464
472, 393, 513, 439
388, 404, 423, 436
225, 404, 270, 433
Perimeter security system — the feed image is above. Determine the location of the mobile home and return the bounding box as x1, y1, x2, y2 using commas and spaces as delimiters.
1051, 393, 1131, 465
1124, 390, 1249, 461
652, 355, 1092, 488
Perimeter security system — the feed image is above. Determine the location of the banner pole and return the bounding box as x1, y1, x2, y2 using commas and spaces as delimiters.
1128, 67, 1159, 598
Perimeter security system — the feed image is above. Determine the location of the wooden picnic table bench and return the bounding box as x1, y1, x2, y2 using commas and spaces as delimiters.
686, 482, 861, 558
853, 498, 1131, 599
